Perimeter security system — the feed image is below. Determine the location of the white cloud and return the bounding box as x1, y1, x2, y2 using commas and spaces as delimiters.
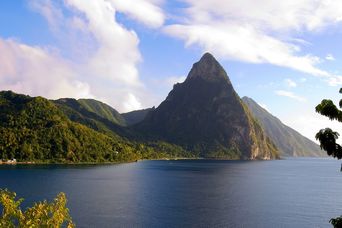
164, 0, 342, 82
64, 0, 142, 86
29, 0, 63, 32
275, 90, 307, 102
0, 38, 93, 99
0, 0, 167, 112
285, 78, 297, 88
110, 0, 165, 28
123, 93, 142, 111
164, 24, 328, 77
325, 53, 336, 61
178, 0, 342, 32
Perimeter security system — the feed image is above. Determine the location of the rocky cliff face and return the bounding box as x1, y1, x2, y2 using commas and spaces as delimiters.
136, 53, 279, 159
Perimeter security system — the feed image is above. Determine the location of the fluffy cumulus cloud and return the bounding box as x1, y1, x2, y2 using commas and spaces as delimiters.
110, 0, 165, 28
0, 0, 165, 112
64, 0, 143, 85
0, 38, 93, 99
164, 0, 342, 80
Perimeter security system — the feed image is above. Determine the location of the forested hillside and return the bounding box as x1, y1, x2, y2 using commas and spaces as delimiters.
0, 91, 191, 163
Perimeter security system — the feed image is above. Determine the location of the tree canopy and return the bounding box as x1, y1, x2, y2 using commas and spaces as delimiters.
315, 89, 342, 159
0, 189, 74, 227
315, 88, 342, 228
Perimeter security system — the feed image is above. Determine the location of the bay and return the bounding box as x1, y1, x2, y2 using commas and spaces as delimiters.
0, 158, 342, 227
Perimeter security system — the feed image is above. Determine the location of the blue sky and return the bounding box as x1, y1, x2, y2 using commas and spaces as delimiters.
1, 0, 342, 142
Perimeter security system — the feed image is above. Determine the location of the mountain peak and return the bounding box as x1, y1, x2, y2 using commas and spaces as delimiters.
186, 52, 230, 82
199, 52, 216, 63
137, 53, 279, 159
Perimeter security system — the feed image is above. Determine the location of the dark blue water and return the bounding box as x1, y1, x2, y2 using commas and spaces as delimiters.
1, 158, 342, 227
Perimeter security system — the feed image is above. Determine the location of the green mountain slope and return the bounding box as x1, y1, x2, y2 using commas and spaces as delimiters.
78, 99, 126, 126
0, 91, 191, 163
121, 108, 154, 126
53, 98, 191, 157
242, 96, 325, 157
136, 53, 279, 159
53, 98, 129, 137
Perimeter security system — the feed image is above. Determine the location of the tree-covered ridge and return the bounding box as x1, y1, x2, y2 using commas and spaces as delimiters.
77, 99, 126, 126
0, 91, 134, 162
0, 91, 190, 163
53, 98, 129, 138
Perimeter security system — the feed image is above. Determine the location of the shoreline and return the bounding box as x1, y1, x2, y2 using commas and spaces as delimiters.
0, 156, 287, 166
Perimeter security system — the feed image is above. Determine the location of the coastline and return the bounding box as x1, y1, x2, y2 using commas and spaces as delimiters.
0, 155, 287, 166
0, 157, 201, 166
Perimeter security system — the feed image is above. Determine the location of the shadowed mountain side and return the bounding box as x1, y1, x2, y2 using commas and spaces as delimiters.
121, 108, 154, 126
242, 96, 325, 157
135, 53, 279, 159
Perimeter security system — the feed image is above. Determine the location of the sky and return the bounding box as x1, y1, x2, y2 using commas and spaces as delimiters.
1, 0, 342, 142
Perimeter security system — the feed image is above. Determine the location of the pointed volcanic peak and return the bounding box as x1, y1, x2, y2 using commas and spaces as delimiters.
136, 53, 279, 160
242, 96, 326, 157
162, 52, 239, 110
186, 52, 233, 86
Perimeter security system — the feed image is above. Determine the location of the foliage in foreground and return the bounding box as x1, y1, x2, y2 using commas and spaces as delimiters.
330, 216, 342, 228
0, 189, 74, 227
315, 88, 342, 227
315, 88, 342, 159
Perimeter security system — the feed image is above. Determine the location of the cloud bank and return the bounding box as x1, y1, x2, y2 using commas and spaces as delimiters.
164, 0, 342, 83
2, 0, 342, 114
0, 0, 165, 112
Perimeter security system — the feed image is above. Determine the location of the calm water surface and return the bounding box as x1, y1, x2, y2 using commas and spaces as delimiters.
0, 158, 342, 227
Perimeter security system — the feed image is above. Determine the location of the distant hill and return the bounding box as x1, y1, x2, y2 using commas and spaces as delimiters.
136, 53, 279, 159
78, 99, 126, 126
53, 98, 129, 137
242, 96, 325, 157
121, 108, 154, 126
